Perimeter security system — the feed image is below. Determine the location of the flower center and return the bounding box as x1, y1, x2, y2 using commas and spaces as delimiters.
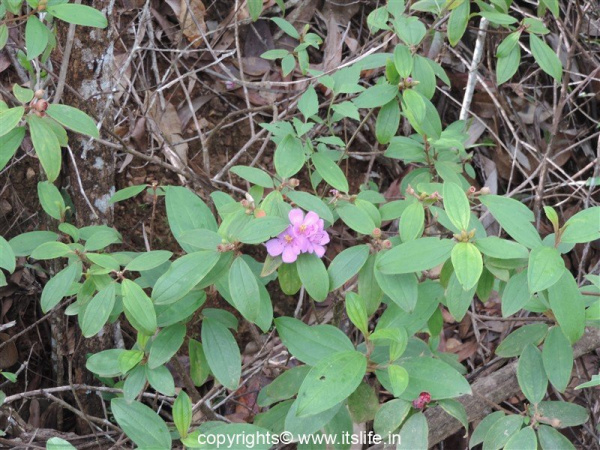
299, 224, 307, 233
284, 234, 294, 243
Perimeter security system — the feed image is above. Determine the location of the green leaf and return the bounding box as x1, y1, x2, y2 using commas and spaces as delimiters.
166, 186, 218, 252
402, 357, 471, 400
152, 251, 219, 305
394, 16, 426, 45
542, 327, 573, 392
393, 44, 413, 78
337, 203, 376, 235
229, 257, 260, 322
347, 382, 378, 423
377, 237, 455, 274
374, 263, 418, 312
122, 279, 157, 336
296, 252, 329, 302
189, 339, 210, 386
125, 250, 172, 272
47, 4, 108, 28
311, 152, 349, 192
46, 437, 77, 449
146, 364, 176, 396
173, 391, 192, 438
261, 49, 289, 60
540, 0, 559, 16
37, 181, 65, 221
451, 242, 483, 291
111, 399, 172, 449
374, 399, 411, 436
475, 237, 529, 260
247, 0, 262, 21
537, 425, 575, 450
118, 350, 143, 374
0, 127, 26, 171
495, 323, 548, 357
496, 44, 521, 85
81, 283, 116, 338
443, 182, 470, 231
527, 246, 565, 293
470, 411, 505, 448
354, 84, 398, 108
25, 15, 48, 60
86, 349, 124, 377
146, 365, 176, 395
536, 401, 589, 428
482, 415, 523, 450
296, 351, 367, 417
230, 165, 273, 188
123, 365, 146, 401
298, 85, 318, 120
438, 399, 469, 433
529, 34, 562, 82
480, 195, 542, 248
331, 101, 359, 120
547, 271, 585, 343
388, 364, 409, 397
447, 0, 469, 46
561, 207, 600, 243
375, 100, 400, 144
0, 236, 15, 274
345, 292, 369, 335
31, 241, 71, 260
40, 262, 81, 313
274, 317, 354, 366
260, 365, 311, 407
10, 231, 58, 257
147, 323, 186, 369
398, 412, 428, 450
281, 53, 296, 76
446, 272, 476, 321
236, 216, 289, 244
0, 107, 24, 139
202, 317, 241, 390
504, 427, 537, 450
271, 17, 299, 39
46, 104, 99, 138
0, 25, 8, 51
501, 271, 532, 317
328, 244, 369, 290
274, 134, 305, 179
109, 184, 148, 204
27, 114, 61, 182
517, 344, 547, 404
399, 201, 424, 242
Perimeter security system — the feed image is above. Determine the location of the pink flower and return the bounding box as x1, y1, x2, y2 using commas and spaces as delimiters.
265, 209, 330, 263
266, 225, 303, 263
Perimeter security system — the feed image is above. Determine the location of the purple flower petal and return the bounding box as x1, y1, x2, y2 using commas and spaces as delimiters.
266, 238, 285, 257
288, 208, 304, 226
282, 246, 299, 263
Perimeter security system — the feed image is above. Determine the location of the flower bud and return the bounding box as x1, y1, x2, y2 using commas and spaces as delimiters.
412, 391, 431, 409
382, 240, 392, 249
479, 187, 491, 195
240, 199, 250, 208
288, 178, 300, 187
406, 185, 415, 196
468, 186, 477, 195
34, 89, 45, 99
372, 228, 382, 238
33, 99, 48, 112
